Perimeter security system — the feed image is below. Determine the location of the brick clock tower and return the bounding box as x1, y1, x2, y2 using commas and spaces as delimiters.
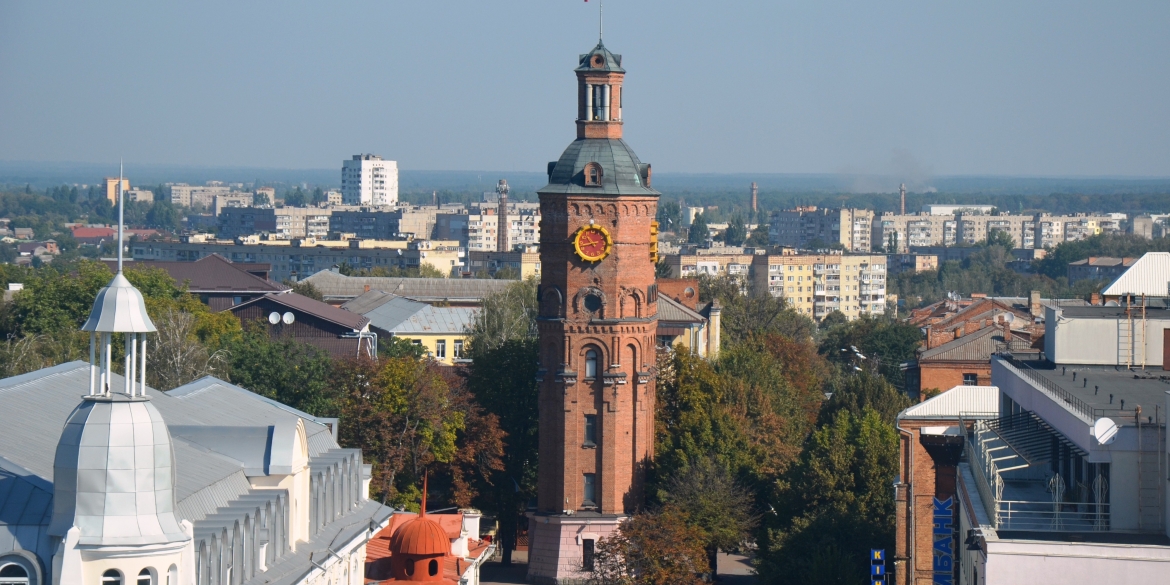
526, 39, 660, 584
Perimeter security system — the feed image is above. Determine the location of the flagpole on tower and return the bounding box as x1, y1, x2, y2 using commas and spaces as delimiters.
117, 159, 124, 273
600, 0, 603, 42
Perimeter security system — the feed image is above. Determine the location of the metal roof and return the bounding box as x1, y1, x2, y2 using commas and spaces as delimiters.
1102, 252, 1170, 296
232, 291, 370, 331
109, 254, 288, 294
80, 272, 157, 333
300, 270, 513, 302
657, 295, 705, 325
576, 40, 624, 73
899, 385, 1000, 420
362, 296, 478, 335
340, 289, 399, 314
540, 138, 659, 196
919, 326, 1035, 362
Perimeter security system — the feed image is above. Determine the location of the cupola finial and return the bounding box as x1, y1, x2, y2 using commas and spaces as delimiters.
117, 158, 124, 273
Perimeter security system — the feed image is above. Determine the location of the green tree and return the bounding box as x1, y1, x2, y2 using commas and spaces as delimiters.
221, 324, 337, 416
758, 407, 900, 585
818, 316, 923, 389
465, 278, 537, 355
285, 279, 324, 301
657, 200, 683, 232
985, 228, 1015, 249
284, 187, 308, 207
379, 336, 427, 359
589, 507, 710, 585
723, 215, 747, 246
466, 338, 539, 565
747, 223, 770, 246
688, 213, 709, 245
659, 457, 757, 577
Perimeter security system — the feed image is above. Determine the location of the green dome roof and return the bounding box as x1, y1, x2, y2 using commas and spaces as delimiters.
539, 139, 658, 197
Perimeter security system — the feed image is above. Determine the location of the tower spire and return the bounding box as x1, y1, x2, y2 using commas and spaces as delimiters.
599, 0, 603, 42
117, 159, 124, 273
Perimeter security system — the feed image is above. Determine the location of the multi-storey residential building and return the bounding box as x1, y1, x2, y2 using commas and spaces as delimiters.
466, 249, 542, 279
212, 192, 253, 216
662, 249, 758, 281
433, 203, 541, 251
874, 213, 957, 253
218, 207, 332, 240
887, 253, 939, 277
768, 207, 874, 251
748, 253, 888, 320
102, 177, 130, 204
956, 213, 1035, 248
124, 188, 154, 203
341, 154, 398, 206
131, 238, 465, 281
922, 204, 995, 215
751, 253, 820, 317
329, 207, 441, 240
168, 183, 231, 207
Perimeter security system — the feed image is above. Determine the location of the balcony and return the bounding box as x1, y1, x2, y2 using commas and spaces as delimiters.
967, 413, 1109, 532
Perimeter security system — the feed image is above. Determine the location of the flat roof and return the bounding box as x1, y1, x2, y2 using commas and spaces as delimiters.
1004, 357, 1170, 423
1056, 305, 1170, 319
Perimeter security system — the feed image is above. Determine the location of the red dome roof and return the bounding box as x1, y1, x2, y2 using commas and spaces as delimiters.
391, 515, 450, 557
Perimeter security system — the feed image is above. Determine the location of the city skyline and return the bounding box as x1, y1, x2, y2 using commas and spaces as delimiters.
1, 1, 1168, 177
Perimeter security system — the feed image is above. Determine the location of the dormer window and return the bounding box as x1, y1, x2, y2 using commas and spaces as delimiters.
584, 163, 603, 187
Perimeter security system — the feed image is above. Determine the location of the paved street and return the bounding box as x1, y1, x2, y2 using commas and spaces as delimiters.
480, 551, 757, 585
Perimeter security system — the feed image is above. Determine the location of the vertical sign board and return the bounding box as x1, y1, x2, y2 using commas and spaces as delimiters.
933, 497, 955, 585
871, 549, 885, 585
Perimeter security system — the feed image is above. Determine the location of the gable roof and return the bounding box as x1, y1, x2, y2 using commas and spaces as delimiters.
340, 289, 398, 314
232, 291, 370, 331
1102, 252, 1170, 297
110, 254, 287, 294
919, 325, 1035, 362
361, 295, 477, 335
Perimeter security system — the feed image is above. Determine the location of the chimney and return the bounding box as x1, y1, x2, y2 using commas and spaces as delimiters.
364, 284, 371, 292
1090, 292, 1101, 306
1029, 290, 1042, 319
900, 183, 906, 216
750, 182, 758, 213
496, 179, 510, 253
1002, 319, 1012, 343
707, 300, 722, 359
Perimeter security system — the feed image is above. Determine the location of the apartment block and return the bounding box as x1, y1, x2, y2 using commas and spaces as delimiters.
102, 177, 130, 204
341, 154, 398, 206
213, 193, 253, 216
218, 207, 332, 240
768, 207, 874, 252
955, 213, 1035, 248
887, 253, 939, 277
434, 203, 541, 251
466, 250, 542, 279
124, 188, 154, 203
873, 213, 957, 253
329, 207, 441, 241
169, 183, 231, 208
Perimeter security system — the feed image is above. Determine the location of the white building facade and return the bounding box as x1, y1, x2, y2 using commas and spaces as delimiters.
341, 154, 398, 206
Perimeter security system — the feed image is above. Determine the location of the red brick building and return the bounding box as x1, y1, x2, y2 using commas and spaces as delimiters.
527, 39, 660, 584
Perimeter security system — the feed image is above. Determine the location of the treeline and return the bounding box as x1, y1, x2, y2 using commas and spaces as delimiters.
890, 233, 1170, 308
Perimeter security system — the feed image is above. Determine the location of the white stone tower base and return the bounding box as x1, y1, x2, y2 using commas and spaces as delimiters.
526, 513, 624, 584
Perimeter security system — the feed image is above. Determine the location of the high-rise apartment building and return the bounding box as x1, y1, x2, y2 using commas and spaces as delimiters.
169, 183, 232, 208
873, 213, 957, 253
102, 177, 130, 204
341, 154, 398, 206
768, 207, 874, 252
752, 253, 887, 320
218, 207, 331, 240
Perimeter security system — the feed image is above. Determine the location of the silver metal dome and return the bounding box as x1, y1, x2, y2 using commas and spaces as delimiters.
81, 272, 157, 333
49, 393, 187, 546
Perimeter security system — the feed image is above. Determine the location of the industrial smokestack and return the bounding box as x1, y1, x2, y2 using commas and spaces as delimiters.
900, 183, 906, 216
496, 179, 510, 253
750, 182, 758, 213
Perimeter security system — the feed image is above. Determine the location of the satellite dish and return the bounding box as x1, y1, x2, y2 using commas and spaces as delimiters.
268, 311, 280, 325
282, 312, 295, 325
1093, 417, 1119, 445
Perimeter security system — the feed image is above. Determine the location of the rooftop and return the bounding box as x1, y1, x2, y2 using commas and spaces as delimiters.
1000, 356, 1170, 424
233, 291, 371, 331
106, 254, 287, 294
300, 270, 513, 303
358, 295, 477, 336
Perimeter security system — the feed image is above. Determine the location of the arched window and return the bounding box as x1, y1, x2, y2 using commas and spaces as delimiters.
166, 565, 178, 585
101, 570, 122, 585
428, 559, 439, 576
584, 163, 603, 187
0, 563, 29, 585
585, 349, 598, 379
405, 560, 415, 577
137, 568, 154, 585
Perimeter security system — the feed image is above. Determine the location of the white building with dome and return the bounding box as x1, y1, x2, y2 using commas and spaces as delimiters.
0, 204, 392, 584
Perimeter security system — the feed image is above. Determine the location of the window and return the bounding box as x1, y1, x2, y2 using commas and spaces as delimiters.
102, 570, 122, 585
428, 559, 439, 576
454, 339, 463, 359
0, 563, 29, 585
585, 349, 598, 379
138, 568, 154, 585
583, 473, 597, 506
584, 415, 597, 446
411, 339, 422, 346
232, 296, 242, 306
963, 373, 978, 385
584, 163, 604, 187
582, 539, 596, 572
435, 340, 446, 359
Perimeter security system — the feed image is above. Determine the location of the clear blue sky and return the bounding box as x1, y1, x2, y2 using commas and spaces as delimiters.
1, 1, 1167, 177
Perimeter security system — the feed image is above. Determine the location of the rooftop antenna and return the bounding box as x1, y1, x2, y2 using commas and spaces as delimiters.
599, 0, 603, 42
117, 159, 124, 272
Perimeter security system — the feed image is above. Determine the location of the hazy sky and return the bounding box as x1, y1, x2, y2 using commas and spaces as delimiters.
1, 1, 1168, 177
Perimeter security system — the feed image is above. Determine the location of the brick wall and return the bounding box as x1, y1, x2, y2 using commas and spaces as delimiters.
918, 363, 990, 395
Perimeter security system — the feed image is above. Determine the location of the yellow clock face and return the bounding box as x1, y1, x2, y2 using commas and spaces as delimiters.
573, 225, 613, 262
